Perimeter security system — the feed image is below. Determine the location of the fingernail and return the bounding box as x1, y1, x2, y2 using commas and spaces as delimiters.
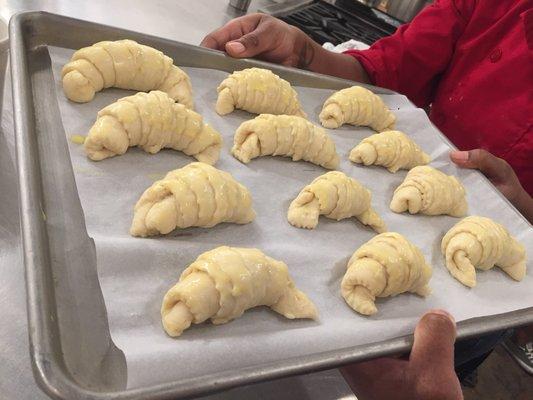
427, 309, 456, 325
451, 150, 469, 161
226, 41, 245, 54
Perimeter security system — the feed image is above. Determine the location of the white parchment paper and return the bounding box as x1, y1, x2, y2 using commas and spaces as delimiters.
50, 47, 533, 389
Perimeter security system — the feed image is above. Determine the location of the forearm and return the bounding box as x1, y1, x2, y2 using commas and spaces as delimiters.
295, 30, 370, 83
513, 189, 533, 224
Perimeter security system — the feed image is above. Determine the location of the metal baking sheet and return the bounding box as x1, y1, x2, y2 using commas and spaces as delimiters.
10, 11, 533, 400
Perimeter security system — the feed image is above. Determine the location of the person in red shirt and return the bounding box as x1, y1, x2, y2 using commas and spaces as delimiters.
201, 1, 532, 398
201, 0, 533, 222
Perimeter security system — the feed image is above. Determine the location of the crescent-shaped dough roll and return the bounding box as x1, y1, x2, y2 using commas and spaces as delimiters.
231, 114, 340, 169
62, 39, 193, 106
161, 246, 318, 337
319, 86, 395, 131
84, 91, 222, 164
441, 216, 526, 287
349, 130, 430, 173
390, 166, 467, 217
216, 68, 305, 117
130, 163, 255, 237
342, 232, 432, 315
288, 171, 386, 233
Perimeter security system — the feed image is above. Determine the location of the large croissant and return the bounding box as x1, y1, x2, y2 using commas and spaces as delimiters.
232, 114, 339, 169
390, 166, 467, 217
342, 232, 432, 315
288, 171, 386, 233
130, 163, 255, 237
84, 91, 222, 164
161, 246, 318, 337
216, 68, 305, 116
319, 86, 395, 131
62, 39, 193, 106
441, 216, 526, 287
349, 130, 430, 173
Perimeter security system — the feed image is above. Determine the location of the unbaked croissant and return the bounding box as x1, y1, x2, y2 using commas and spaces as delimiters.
130, 162, 255, 237
161, 246, 318, 337
84, 91, 222, 164
216, 68, 305, 116
349, 130, 430, 173
342, 232, 432, 315
288, 171, 386, 233
62, 39, 193, 106
319, 86, 395, 131
232, 114, 339, 169
441, 216, 526, 287
390, 166, 467, 217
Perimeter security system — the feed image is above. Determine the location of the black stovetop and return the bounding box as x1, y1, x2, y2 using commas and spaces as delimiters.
264, 0, 401, 46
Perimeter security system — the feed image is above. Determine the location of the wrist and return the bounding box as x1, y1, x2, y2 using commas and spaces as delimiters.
306, 42, 333, 72
292, 26, 319, 69
302, 40, 371, 83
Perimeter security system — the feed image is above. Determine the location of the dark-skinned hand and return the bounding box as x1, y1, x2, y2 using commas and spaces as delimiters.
341, 310, 463, 400
450, 149, 533, 222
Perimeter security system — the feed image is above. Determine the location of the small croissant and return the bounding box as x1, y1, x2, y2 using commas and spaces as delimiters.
319, 86, 395, 131
62, 39, 193, 107
84, 91, 222, 164
441, 216, 526, 287
161, 246, 318, 337
288, 171, 386, 233
342, 232, 432, 315
390, 166, 467, 217
216, 68, 305, 117
232, 114, 339, 169
349, 130, 430, 173
130, 163, 255, 237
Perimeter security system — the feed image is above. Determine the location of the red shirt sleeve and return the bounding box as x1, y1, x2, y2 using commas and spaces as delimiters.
344, 0, 474, 107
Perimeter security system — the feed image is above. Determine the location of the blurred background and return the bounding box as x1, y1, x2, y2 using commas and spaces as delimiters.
255, 0, 434, 47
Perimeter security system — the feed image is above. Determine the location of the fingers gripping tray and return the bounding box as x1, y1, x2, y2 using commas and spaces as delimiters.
10, 11, 533, 400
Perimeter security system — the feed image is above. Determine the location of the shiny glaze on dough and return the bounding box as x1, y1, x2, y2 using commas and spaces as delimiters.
84, 91, 221, 163
350, 130, 430, 173
216, 68, 305, 116
130, 162, 255, 237
342, 232, 432, 315
441, 216, 526, 287
62, 39, 193, 106
161, 246, 318, 337
232, 114, 339, 169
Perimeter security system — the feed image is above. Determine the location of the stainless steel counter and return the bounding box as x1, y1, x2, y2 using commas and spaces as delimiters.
0, 1, 355, 399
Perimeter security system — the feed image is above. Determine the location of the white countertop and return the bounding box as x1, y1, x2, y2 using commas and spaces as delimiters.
0, 1, 355, 399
